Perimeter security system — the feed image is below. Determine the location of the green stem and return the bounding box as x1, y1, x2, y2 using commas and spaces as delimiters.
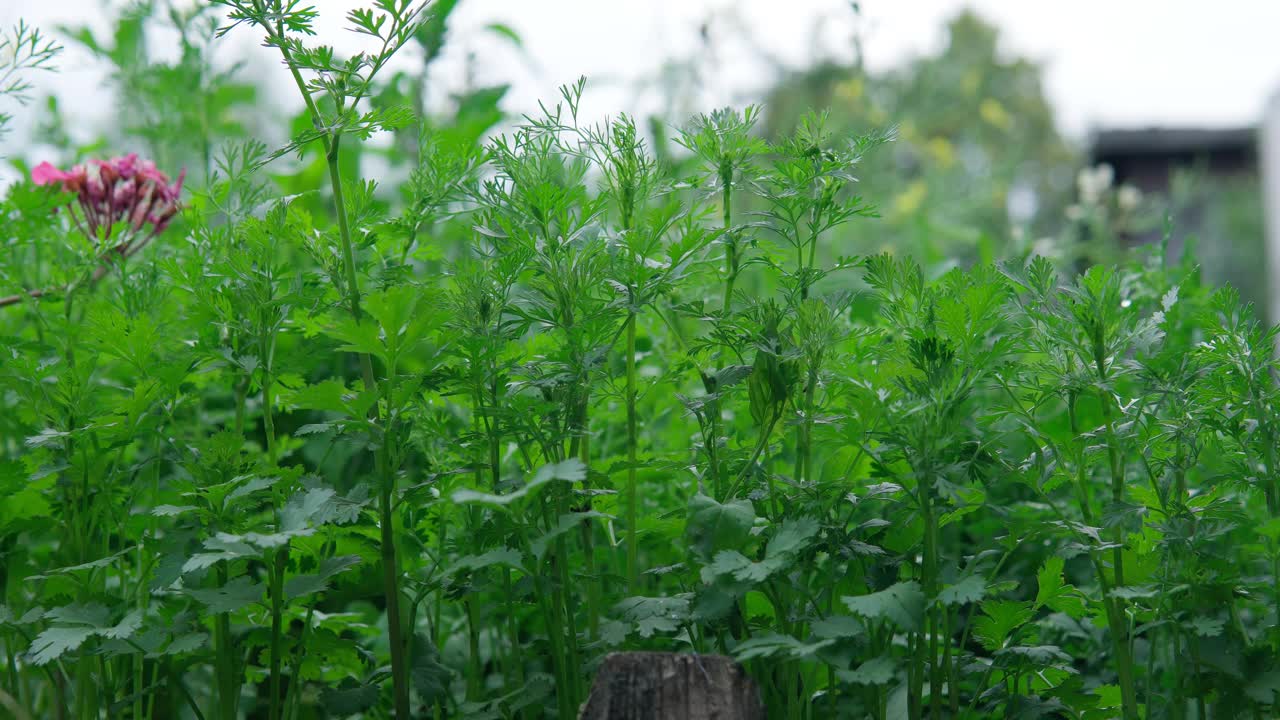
625, 312, 639, 592
465, 595, 482, 700
321, 139, 411, 719
917, 476, 941, 720
268, 546, 286, 720
263, 364, 286, 720
1069, 395, 1139, 720
580, 398, 601, 640
725, 414, 780, 501
213, 564, 238, 720
283, 599, 318, 720
721, 178, 736, 314
1096, 382, 1126, 588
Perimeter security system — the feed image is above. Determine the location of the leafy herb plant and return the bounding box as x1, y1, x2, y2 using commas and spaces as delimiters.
2, 3, 1279, 720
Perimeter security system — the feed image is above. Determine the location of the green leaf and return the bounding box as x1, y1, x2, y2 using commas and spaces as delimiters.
46, 603, 110, 627
187, 576, 264, 614
363, 285, 439, 360
842, 582, 924, 632
321, 681, 378, 716
685, 494, 755, 561
182, 537, 254, 573
225, 475, 279, 505
412, 635, 453, 703
102, 610, 142, 640
281, 487, 338, 531
1108, 585, 1158, 601
32, 549, 134, 580
938, 575, 986, 606
766, 516, 819, 558
1187, 616, 1224, 638
973, 600, 1035, 651
28, 626, 96, 665
994, 644, 1074, 668
484, 22, 522, 48
451, 547, 526, 575
320, 316, 386, 361
599, 620, 628, 646
530, 512, 608, 560
810, 615, 863, 640
452, 459, 585, 507
284, 555, 363, 599
286, 379, 377, 420
166, 632, 209, 655
282, 484, 370, 528
709, 550, 775, 583
236, 529, 315, 550
614, 596, 690, 638
1035, 557, 1086, 618
837, 656, 897, 686
733, 632, 834, 662
1245, 669, 1280, 704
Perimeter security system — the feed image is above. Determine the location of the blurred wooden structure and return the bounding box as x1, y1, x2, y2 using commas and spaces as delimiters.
1092, 127, 1257, 196
579, 652, 764, 720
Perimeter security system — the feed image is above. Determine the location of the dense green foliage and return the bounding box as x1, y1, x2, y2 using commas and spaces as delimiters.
3, 3, 1280, 720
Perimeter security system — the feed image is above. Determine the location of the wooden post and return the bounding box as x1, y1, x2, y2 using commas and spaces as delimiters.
579, 652, 764, 720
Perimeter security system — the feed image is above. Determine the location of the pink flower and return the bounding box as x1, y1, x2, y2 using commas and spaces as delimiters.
31, 162, 70, 186
30, 155, 186, 240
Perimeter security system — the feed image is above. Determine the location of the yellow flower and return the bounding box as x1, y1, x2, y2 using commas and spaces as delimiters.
925, 137, 955, 169
979, 99, 1012, 130
892, 180, 928, 217
835, 76, 864, 102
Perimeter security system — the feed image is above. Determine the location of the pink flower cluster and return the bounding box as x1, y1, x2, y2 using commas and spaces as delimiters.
31, 154, 186, 237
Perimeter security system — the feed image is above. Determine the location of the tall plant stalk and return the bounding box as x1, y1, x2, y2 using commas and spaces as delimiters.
624, 312, 639, 591
326, 145, 412, 718
236, 1, 421, 710
1067, 394, 1139, 720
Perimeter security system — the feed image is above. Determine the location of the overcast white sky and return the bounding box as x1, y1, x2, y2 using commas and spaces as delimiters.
4, 0, 1280, 149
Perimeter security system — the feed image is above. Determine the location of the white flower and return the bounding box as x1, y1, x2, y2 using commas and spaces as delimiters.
1076, 164, 1114, 205
1117, 185, 1142, 213
1032, 237, 1059, 257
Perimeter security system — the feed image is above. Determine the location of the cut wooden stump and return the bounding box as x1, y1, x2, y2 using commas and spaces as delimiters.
579, 651, 765, 720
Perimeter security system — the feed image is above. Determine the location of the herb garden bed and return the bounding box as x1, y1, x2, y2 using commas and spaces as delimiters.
2, 3, 1279, 720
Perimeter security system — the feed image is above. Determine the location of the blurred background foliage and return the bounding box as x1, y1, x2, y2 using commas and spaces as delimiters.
758, 12, 1077, 269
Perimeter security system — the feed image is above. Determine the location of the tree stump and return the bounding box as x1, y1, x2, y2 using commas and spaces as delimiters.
579, 651, 765, 720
